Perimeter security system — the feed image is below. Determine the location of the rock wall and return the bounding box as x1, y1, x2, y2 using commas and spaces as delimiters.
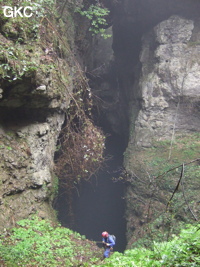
0, 0, 78, 229
85, 27, 129, 136
0, 63, 73, 229
129, 15, 200, 148
0, 112, 65, 228
124, 15, 200, 248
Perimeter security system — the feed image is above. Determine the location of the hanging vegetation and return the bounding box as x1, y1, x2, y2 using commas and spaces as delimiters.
54, 72, 106, 226
55, 111, 105, 188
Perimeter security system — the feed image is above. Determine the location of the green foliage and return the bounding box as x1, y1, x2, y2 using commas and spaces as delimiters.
0, 216, 102, 266
50, 174, 59, 200
0, 0, 72, 82
125, 132, 200, 247
0, 43, 38, 81
0, 0, 51, 81
0, 0, 56, 40
0, 219, 199, 266
96, 224, 200, 267
75, 3, 111, 39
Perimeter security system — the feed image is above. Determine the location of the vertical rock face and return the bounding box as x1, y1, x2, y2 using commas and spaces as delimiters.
0, 45, 74, 229
0, 111, 65, 228
125, 15, 200, 248
130, 15, 200, 148
0, 0, 95, 229
0, 68, 74, 228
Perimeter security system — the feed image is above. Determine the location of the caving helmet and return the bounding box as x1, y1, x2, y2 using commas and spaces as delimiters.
102, 231, 109, 238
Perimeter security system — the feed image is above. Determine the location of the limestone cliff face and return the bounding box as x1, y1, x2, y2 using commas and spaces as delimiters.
125, 16, 200, 248
131, 16, 200, 147
0, 115, 65, 227
0, 1, 77, 229
0, 60, 72, 229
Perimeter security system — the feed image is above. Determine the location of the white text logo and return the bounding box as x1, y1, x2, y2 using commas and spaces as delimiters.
2, 6, 33, 18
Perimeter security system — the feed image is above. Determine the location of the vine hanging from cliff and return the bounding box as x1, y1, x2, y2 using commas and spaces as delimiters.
54, 75, 106, 227
54, 66, 106, 191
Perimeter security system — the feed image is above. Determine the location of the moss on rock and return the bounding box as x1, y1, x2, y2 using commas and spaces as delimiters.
125, 132, 200, 248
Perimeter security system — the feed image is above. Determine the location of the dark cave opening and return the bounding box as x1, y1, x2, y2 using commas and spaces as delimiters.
54, 132, 127, 252
72, 133, 127, 252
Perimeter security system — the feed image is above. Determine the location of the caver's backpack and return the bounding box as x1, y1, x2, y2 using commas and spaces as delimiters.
110, 234, 116, 243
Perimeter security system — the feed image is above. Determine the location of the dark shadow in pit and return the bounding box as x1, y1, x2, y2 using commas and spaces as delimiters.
71, 134, 127, 252
54, 134, 127, 252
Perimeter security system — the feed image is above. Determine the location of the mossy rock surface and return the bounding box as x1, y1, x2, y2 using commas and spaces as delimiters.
125, 132, 200, 248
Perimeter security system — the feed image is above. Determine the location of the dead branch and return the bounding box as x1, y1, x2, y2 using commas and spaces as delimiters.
180, 163, 198, 221
165, 159, 200, 213
166, 163, 184, 211
157, 158, 200, 180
